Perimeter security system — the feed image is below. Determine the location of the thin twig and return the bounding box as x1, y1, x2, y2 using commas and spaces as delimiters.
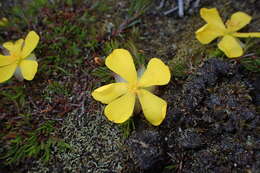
78, 97, 86, 119
76, 92, 89, 126
193, 0, 201, 8
240, 53, 256, 58
112, 12, 142, 37
178, 0, 184, 17
157, 0, 165, 10
163, 7, 178, 15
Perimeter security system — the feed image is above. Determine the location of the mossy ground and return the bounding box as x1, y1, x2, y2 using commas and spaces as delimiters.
0, 0, 259, 172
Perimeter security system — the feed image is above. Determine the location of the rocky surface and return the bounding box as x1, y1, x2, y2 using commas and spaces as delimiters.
128, 59, 259, 172
127, 130, 165, 172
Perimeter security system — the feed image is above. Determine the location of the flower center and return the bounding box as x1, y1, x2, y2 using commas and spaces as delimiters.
128, 82, 139, 93
11, 52, 22, 64
225, 20, 239, 35
226, 20, 238, 29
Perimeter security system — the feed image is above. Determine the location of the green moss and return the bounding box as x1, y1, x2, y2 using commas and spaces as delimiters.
43, 81, 71, 102
103, 39, 121, 55
119, 118, 135, 138
0, 86, 26, 112
241, 57, 260, 72
240, 39, 260, 72
0, 120, 70, 165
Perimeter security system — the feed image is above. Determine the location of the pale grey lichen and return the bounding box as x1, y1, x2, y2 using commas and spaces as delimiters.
28, 100, 130, 173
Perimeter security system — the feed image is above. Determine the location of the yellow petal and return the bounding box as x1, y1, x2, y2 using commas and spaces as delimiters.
195, 24, 224, 44
0, 17, 8, 27
137, 89, 167, 126
104, 92, 136, 123
139, 58, 171, 87
19, 60, 38, 80
0, 55, 15, 67
218, 35, 243, 58
0, 20, 4, 26
226, 12, 251, 32
3, 39, 24, 55
14, 39, 24, 52
232, 32, 260, 38
22, 31, 40, 58
105, 49, 137, 83
0, 63, 17, 83
200, 8, 226, 30
92, 83, 128, 104
3, 41, 14, 53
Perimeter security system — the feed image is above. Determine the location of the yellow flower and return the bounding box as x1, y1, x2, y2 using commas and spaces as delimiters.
196, 8, 260, 58
0, 17, 8, 27
0, 31, 40, 83
92, 49, 171, 126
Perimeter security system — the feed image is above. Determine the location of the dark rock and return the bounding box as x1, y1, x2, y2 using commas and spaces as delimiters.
223, 120, 236, 133
130, 58, 259, 172
127, 130, 165, 172
181, 59, 235, 112
226, 97, 239, 108
177, 128, 203, 149
241, 110, 255, 121
212, 123, 223, 135
160, 58, 259, 172
251, 76, 260, 114
206, 94, 221, 109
